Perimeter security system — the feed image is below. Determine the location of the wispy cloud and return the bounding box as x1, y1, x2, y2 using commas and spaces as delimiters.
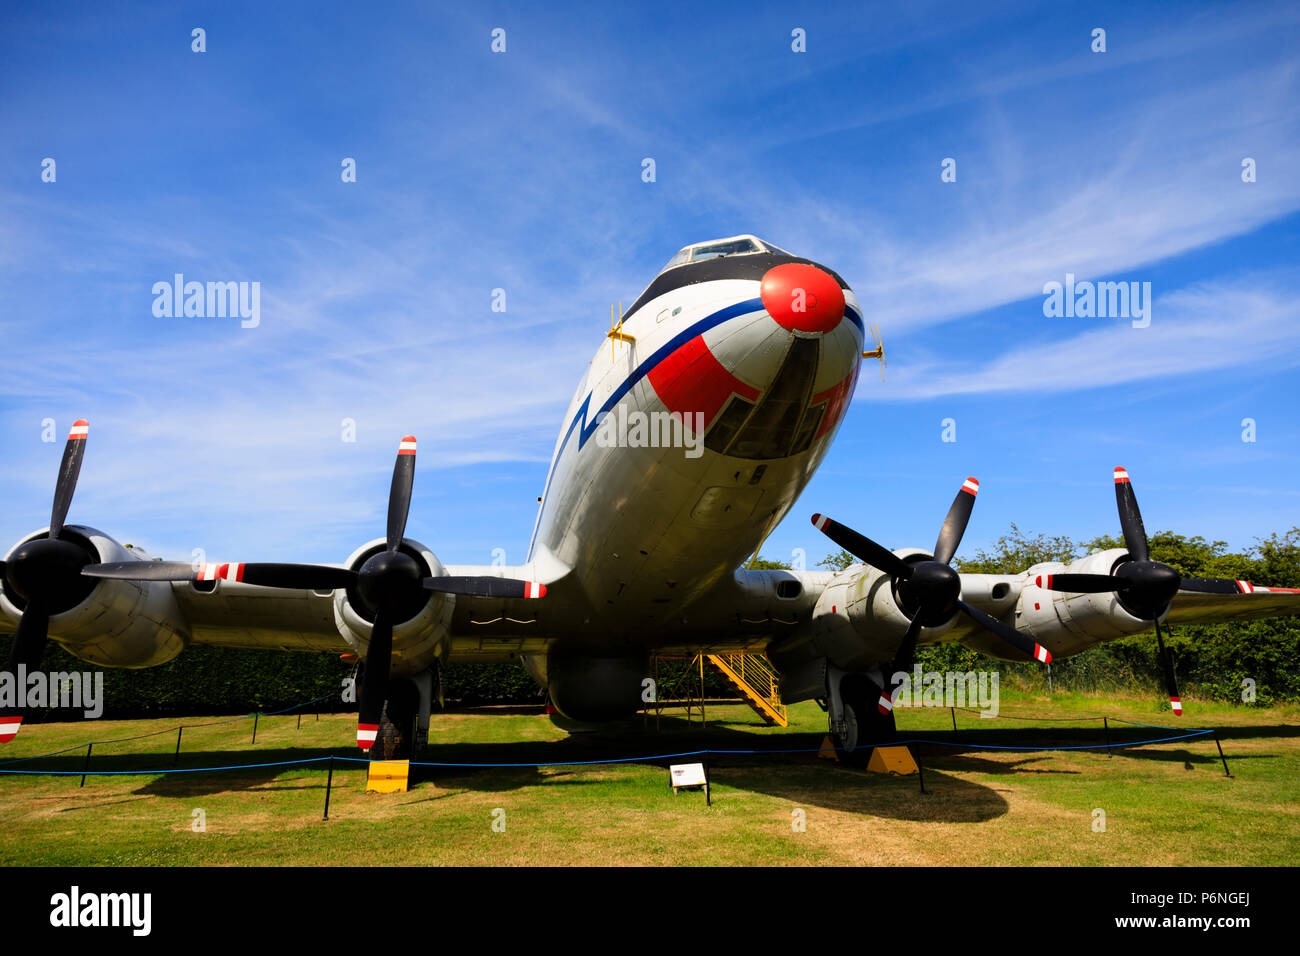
869, 271, 1300, 399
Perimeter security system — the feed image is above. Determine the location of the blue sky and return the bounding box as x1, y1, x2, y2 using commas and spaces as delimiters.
1, 1, 1298, 572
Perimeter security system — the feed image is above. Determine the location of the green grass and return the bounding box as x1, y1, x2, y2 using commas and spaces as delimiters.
0, 688, 1296, 866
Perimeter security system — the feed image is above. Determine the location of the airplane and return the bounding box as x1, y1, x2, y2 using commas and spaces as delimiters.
3, 233, 1298, 763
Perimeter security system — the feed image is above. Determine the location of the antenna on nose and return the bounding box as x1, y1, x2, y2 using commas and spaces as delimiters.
862, 323, 887, 382
608, 301, 634, 363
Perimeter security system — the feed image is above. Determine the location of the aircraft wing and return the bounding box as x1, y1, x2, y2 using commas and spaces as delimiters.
1164, 583, 1300, 625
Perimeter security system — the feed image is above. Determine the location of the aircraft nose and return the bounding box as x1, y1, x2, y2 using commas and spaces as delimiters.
760, 263, 845, 335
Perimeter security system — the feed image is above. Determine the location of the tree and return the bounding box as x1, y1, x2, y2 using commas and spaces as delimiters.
818, 550, 855, 573
953, 522, 1076, 574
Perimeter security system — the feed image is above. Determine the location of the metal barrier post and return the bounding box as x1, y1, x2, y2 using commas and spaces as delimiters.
79, 742, 93, 787
1214, 733, 1233, 778
1103, 717, 1112, 757
322, 755, 335, 820
173, 726, 183, 765
699, 654, 706, 728
251, 713, 259, 744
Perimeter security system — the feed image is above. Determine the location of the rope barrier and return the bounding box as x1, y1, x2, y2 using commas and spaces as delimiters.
0, 692, 337, 767
951, 706, 1116, 721
0, 723, 1219, 775
0, 757, 334, 776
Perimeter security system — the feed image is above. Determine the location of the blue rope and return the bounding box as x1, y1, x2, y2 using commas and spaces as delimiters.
0, 757, 332, 776
0, 692, 338, 767
0, 728, 1217, 775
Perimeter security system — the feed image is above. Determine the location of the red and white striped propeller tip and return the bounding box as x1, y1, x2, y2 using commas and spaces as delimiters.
1170, 698, 1183, 716
398, 435, 417, 456
192, 561, 245, 582
961, 477, 979, 496
195, 563, 245, 582
0, 716, 23, 743
357, 723, 378, 749
1114, 466, 1130, 483
524, 582, 547, 599
68, 419, 89, 440
1034, 644, 1052, 664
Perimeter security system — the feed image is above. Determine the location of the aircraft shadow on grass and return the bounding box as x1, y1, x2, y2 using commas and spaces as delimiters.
9, 710, 1294, 820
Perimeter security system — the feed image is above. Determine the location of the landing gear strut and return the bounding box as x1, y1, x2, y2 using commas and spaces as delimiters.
366, 668, 435, 760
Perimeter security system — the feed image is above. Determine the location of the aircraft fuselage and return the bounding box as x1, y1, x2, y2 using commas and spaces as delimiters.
528, 242, 864, 640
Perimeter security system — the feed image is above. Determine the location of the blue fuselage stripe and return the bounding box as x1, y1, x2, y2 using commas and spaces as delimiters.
528, 297, 863, 557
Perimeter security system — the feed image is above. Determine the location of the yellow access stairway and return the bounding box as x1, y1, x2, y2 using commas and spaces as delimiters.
706, 652, 788, 727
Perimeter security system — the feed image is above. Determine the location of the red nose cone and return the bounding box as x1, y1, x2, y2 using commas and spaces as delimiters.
760, 263, 845, 334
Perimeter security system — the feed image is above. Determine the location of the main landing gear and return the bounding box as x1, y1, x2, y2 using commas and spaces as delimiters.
827, 669, 896, 767
363, 667, 436, 761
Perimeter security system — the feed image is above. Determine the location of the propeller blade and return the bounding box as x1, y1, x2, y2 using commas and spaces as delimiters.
235, 564, 358, 589
1035, 572, 1125, 593
82, 561, 357, 590
810, 514, 913, 580
49, 419, 89, 539
932, 478, 979, 566
386, 435, 417, 553
424, 576, 546, 599
878, 616, 923, 716
1113, 467, 1149, 563
957, 599, 1051, 664
1, 602, 51, 743
1153, 619, 1182, 716
357, 609, 393, 750
82, 561, 203, 581
1179, 577, 1246, 595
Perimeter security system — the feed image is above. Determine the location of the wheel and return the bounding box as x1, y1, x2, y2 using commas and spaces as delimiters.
371, 679, 419, 760
832, 674, 896, 766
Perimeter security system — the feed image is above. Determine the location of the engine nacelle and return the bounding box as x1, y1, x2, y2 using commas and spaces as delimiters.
773, 548, 956, 678
0, 526, 189, 668
1014, 548, 1151, 657
543, 645, 649, 722
332, 537, 452, 678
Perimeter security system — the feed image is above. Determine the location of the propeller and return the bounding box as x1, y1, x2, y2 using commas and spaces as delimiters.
81, 434, 546, 750
1032, 467, 1251, 716
1, 420, 95, 743
812, 477, 1051, 716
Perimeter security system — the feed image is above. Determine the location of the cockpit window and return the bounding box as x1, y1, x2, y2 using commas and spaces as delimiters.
661, 248, 692, 272
655, 235, 786, 278
689, 238, 759, 262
